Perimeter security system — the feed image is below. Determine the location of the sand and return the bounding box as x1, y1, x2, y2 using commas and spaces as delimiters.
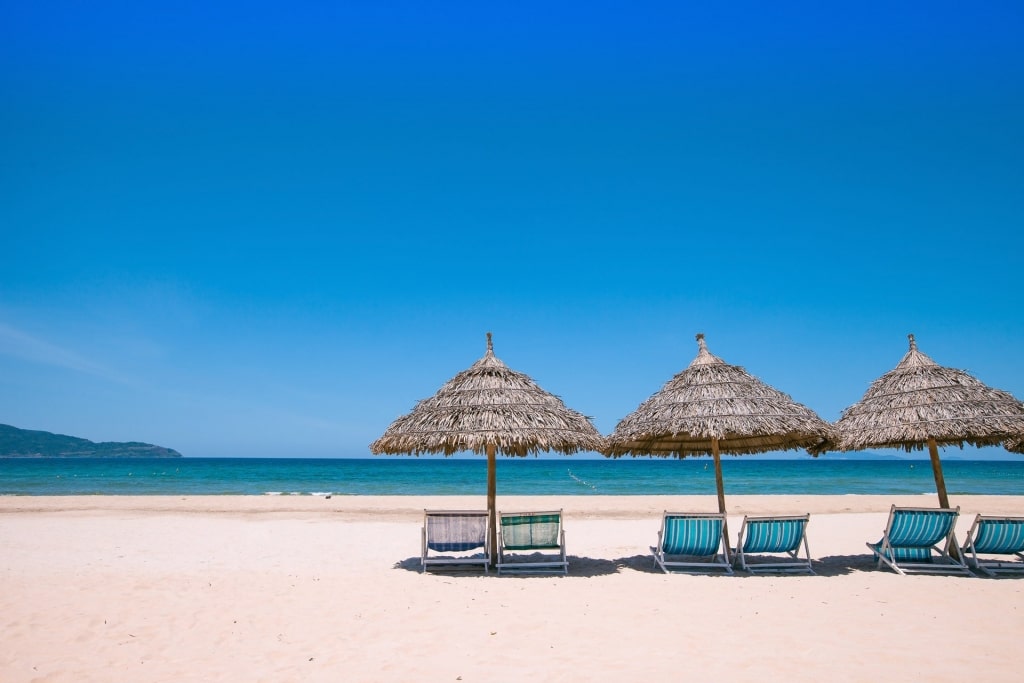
2, 494, 1023, 682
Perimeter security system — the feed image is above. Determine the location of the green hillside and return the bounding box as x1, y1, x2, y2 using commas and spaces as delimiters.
0, 424, 182, 458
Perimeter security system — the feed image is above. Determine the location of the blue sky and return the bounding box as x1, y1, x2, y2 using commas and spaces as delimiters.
2, 1, 1022, 458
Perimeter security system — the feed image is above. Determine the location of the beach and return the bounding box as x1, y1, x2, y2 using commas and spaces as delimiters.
2, 495, 1023, 682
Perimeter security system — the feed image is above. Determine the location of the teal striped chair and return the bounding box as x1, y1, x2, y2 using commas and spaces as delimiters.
496, 510, 568, 575
960, 515, 1024, 577
733, 514, 813, 574
866, 506, 971, 576
421, 510, 491, 573
652, 512, 733, 574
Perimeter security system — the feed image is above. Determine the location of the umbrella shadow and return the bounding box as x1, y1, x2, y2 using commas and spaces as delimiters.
394, 557, 427, 573
612, 553, 662, 574
611, 553, 747, 576
811, 554, 880, 576
564, 555, 620, 577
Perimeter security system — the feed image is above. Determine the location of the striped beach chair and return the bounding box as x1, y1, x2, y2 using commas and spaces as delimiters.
866, 505, 970, 576
421, 510, 491, 573
496, 510, 568, 575
733, 514, 813, 574
960, 515, 1024, 577
652, 512, 733, 574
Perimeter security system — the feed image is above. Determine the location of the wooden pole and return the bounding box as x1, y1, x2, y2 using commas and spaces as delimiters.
712, 438, 731, 561
927, 437, 961, 560
928, 437, 950, 509
487, 442, 497, 568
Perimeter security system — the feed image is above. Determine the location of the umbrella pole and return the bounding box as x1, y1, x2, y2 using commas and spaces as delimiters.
487, 443, 497, 569
712, 438, 731, 562
927, 437, 951, 509
926, 437, 960, 560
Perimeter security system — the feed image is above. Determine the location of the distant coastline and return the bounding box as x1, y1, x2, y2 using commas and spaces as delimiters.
0, 424, 181, 458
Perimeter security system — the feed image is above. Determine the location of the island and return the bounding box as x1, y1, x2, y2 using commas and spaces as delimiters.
0, 424, 182, 458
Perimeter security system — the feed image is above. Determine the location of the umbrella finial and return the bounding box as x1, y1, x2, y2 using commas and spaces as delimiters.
908, 333, 917, 352
690, 332, 721, 367
486, 331, 493, 353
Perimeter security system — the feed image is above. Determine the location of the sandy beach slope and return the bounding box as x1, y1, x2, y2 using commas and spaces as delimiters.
2, 495, 1023, 682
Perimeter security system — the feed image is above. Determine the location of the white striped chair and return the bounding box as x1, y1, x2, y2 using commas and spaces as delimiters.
421, 510, 491, 573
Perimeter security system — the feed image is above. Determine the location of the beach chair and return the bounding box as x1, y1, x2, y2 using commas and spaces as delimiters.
960, 515, 1024, 577
866, 506, 970, 576
733, 514, 813, 574
496, 510, 568, 575
421, 510, 491, 573
652, 512, 733, 575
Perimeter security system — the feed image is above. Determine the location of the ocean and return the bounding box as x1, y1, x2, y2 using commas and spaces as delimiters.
1, 456, 1023, 496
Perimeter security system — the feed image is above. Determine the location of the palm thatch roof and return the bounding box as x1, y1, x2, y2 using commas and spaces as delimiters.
828, 334, 1024, 452
1005, 437, 1024, 454
605, 333, 833, 457
370, 333, 605, 457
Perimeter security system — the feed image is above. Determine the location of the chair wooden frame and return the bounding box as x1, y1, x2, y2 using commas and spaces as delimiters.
733, 514, 814, 574
421, 509, 491, 574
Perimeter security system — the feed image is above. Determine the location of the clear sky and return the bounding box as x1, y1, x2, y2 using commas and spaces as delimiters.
2, 1, 1022, 458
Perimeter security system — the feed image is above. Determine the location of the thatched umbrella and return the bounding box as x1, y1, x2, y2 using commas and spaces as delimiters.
604, 333, 834, 554
826, 334, 1024, 508
370, 332, 605, 562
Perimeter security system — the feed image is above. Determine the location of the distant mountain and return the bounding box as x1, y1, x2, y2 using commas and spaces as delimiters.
0, 424, 182, 458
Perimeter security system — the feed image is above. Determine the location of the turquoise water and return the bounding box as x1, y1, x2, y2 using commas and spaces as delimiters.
1, 457, 1023, 496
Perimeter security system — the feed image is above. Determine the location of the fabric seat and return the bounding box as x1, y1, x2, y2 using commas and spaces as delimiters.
496, 510, 568, 575
960, 515, 1024, 577
733, 514, 813, 574
866, 505, 970, 576
421, 510, 491, 573
652, 512, 732, 574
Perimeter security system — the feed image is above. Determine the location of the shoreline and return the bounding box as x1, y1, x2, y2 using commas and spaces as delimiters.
3, 493, 1023, 518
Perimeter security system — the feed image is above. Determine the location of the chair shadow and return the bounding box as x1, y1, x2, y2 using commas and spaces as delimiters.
964, 569, 1024, 579
614, 554, 867, 577
392, 555, 621, 577
394, 554, 880, 577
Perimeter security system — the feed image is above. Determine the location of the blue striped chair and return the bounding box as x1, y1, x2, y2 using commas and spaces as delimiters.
496, 510, 568, 575
421, 510, 491, 573
733, 514, 813, 574
960, 515, 1024, 577
866, 506, 971, 576
652, 512, 733, 574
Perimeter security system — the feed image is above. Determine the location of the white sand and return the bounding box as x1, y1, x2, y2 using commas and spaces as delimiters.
2, 495, 1023, 682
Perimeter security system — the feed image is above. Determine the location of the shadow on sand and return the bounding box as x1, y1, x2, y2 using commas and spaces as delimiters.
393, 555, 622, 577
394, 553, 887, 577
